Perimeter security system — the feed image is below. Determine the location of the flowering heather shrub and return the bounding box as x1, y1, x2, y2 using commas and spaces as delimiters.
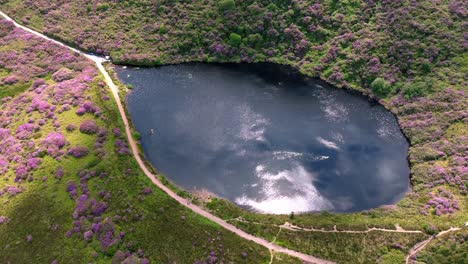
112, 128, 121, 137
68, 145, 89, 158
42, 132, 67, 148
66, 124, 77, 132
30, 98, 50, 113
0, 159, 8, 174
0, 216, 9, 224
84, 230, 93, 241
26, 157, 41, 169
141, 187, 153, 195
1, 75, 19, 85
39, 132, 67, 157
66, 181, 77, 198
76, 107, 86, 116
31, 79, 46, 89
16, 123, 36, 140
79, 120, 98, 134
14, 165, 28, 181
421, 188, 460, 216
52, 68, 74, 82
90, 200, 108, 216
97, 218, 119, 251
73, 194, 89, 218
56, 166, 64, 179
81, 101, 93, 111
97, 127, 107, 138
115, 139, 130, 155
5, 186, 22, 196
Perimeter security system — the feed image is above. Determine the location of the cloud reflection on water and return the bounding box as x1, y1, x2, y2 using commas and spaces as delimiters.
119, 63, 410, 214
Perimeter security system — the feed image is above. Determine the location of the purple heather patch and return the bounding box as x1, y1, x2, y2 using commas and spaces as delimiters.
0, 216, 9, 224
68, 145, 90, 158
79, 120, 98, 134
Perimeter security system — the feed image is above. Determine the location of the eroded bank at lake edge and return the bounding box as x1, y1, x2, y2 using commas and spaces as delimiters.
116, 63, 410, 214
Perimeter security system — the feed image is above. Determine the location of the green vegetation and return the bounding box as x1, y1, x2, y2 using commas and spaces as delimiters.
96, 4, 109, 12
218, 0, 236, 11
402, 79, 434, 99
229, 33, 242, 47
274, 229, 427, 263
271, 252, 302, 264
415, 229, 468, 264
0, 0, 466, 262
132, 131, 141, 140
370, 78, 392, 97
0, 81, 31, 98
0, 19, 270, 263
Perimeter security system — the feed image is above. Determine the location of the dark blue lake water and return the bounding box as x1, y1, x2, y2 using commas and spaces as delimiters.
116, 63, 409, 214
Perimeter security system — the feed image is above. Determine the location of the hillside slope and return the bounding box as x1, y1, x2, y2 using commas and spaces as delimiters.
0, 0, 466, 263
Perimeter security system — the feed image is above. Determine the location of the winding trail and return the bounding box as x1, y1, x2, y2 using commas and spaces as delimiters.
0, 10, 334, 264
405, 225, 464, 264
228, 217, 425, 234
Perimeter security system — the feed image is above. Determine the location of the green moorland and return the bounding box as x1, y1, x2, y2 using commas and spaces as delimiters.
0, 0, 467, 263
415, 228, 468, 264
0, 19, 273, 263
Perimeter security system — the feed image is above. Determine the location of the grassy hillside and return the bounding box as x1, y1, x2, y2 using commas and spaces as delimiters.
415, 228, 468, 263
0, 18, 273, 264
0, 0, 467, 263
1, 0, 465, 91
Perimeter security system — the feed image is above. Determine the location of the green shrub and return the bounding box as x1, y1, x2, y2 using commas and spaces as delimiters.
266, 3, 279, 11
380, 250, 405, 264
158, 25, 167, 34
218, 0, 235, 11
403, 80, 433, 99
244, 33, 263, 48
421, 62, 432, 73
132, 131, 141, 140
86, 157, 101, 168
421, 223, 437, 235
370, 77, 392, 97
229, 33, 242, 47
96, 4, 109, 12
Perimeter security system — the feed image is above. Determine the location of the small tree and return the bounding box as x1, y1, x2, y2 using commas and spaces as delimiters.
370, 77, 392, 97
218, 0, 235, 11
229, 33, 242, 47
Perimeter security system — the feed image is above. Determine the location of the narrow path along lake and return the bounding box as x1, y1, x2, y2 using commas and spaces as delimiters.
116, 63, 410, 214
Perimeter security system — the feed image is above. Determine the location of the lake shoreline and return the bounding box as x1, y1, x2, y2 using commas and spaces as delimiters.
115, 63, 410, 214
